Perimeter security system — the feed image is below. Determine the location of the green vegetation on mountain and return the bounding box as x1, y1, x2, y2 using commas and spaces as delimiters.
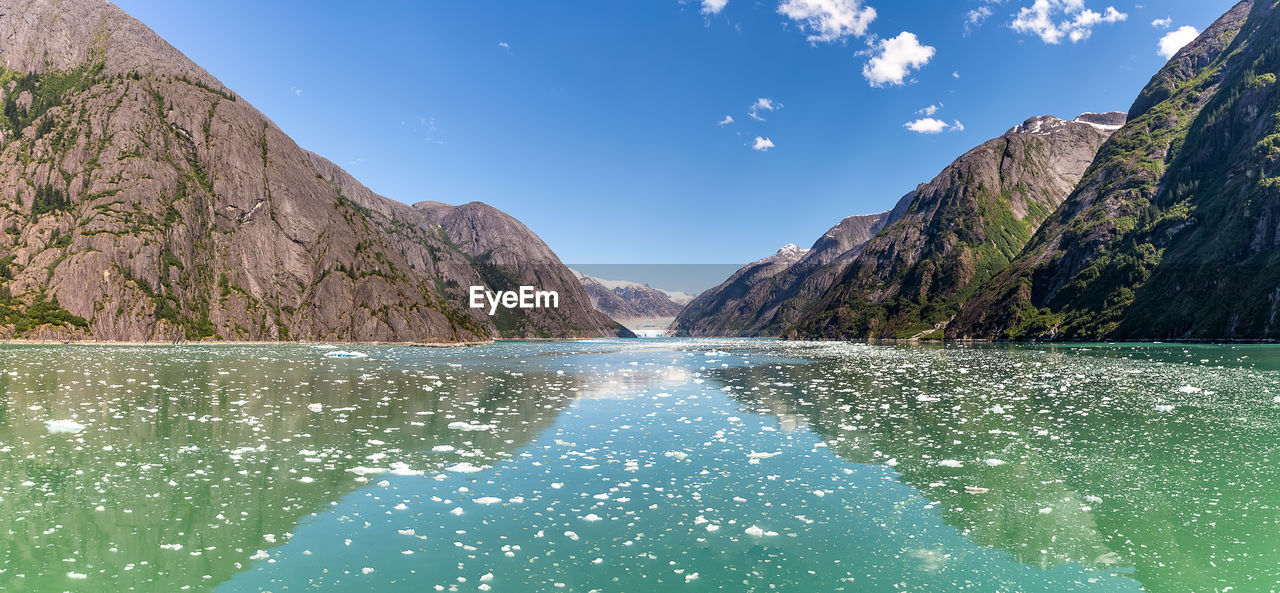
788, 115, 1117, 340
951, 0, 1275, 341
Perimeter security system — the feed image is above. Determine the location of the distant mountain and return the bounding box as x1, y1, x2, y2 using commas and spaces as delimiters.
669, 200, 908, 337
952, 0, 1271, 340
787, 113, 1121, 339
574, 269, 692, 323
0, 0, 629, 341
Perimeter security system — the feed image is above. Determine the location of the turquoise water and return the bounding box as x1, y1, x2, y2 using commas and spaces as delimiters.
1, 340, 1278, 591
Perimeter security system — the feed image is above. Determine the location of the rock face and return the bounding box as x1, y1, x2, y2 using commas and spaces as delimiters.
952, 0, 1271, 340
670, 207, 901, 338
786, 114, 1120, 339
413, 201, 632, 338
575, 271, 690, 321
0, 0, 630, 341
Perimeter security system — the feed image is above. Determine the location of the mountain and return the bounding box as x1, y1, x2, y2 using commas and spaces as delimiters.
574, 270, 691, 321
0, 0, 630, 341
669, 199, 908, 337
952, 0, 1269, 341
788, 113, 1122, 339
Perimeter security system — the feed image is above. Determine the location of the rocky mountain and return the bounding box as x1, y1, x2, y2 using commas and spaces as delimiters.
951, 0, 1270, 341
669, 198, 908, 337
0, 0, 630, 341
574, 270, 691, 321
788, 113, 1122, 339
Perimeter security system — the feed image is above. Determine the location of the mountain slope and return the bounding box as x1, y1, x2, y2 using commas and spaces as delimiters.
952, 0, 1265, 340
790, 114, 1120, 339
413, 201, 632, 338
0, 0, 627, 341
669, 201, 907, 337
574, 271, 690, 321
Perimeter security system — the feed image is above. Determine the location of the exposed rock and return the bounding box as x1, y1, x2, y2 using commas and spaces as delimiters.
0, 0, 629, 341
952, 1, 1267, 340
669, 206, 904, 337
788, 113, 1120, 339
575, 271, 689, 321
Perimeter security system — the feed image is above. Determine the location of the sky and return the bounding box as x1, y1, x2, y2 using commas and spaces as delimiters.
112, 0, 1237, 266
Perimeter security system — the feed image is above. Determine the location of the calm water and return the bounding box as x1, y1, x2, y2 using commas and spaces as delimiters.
1, 339, 1278, 592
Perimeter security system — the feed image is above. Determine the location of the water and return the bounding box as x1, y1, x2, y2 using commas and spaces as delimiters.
1, 340, 1277, 592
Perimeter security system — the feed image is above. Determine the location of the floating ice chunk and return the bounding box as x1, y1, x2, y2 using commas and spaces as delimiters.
432, 445, 456, 453
705, 524, 720, 532
361, 567, 375, 574
312, 345, 338, 349
325, 351, 368, 359
249, 550, 269, 560
937, 460, 963, 468
446, 462, 486, 473
685, 572, 699, 582
393, 503, 408, 510
564, 530, 580, 541
664, 451, 688, 460
1039, 507, 1053, 514
474, 497, 502, 505
298, 476, 314, 483
67, 572, 87, 580
964, 486, 989, 495
307, 403, 324, 413
989, 404, 1006, 415
1154, 404, 1175, 412
1177, 385, 1202, 394
389, 462, 424, 476
160, 544, 184, 551
481, 573, 494, 582
582, 513, 603, 522
450, 507, 465, 516
1085, 495, 1103, 503
744, 525, 777, 537
448, 421, 496, 431
45, 419, 86, 434
984, 459, 1006, 467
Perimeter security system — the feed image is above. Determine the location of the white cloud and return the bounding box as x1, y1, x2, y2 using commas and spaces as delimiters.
1158, 25, 1199, 59
862, 32, 935, 87
702, 0, 729, 15
966, 6, 993, 33
290, 86, 303, 96
777, 0, 877, 42
748, 98, 781, 121
917, 103, 941, 117
718, 115, 735, 126
904, 118, 964, 134
498, 41, 510, 49
1151, 17, 1172, 29
1011, 0, 1126, 44
952, 71, 961, 78
752, 136, 776, 151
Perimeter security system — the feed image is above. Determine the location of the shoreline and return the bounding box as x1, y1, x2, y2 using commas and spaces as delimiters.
0, 339, 498, 348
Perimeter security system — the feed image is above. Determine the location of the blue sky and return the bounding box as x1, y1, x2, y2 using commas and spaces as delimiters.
112, 0, 1236, 265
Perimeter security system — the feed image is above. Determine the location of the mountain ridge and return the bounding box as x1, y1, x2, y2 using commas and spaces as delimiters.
0, 0, 631, 342
951, 0, 1265, 340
